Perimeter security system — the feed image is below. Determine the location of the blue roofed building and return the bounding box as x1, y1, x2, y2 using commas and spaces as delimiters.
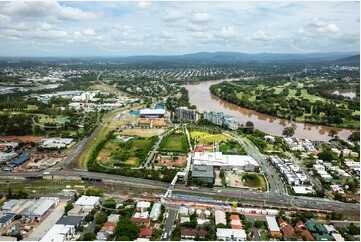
7, 156, 30, 168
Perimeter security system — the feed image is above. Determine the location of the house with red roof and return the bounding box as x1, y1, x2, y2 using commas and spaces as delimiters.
294, 220, 314, 241
139, 228, 153, 238
278, 218, 298, 240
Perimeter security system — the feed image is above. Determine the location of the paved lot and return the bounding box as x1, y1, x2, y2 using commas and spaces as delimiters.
26, 200, 67, 240
163, 208, 178, 240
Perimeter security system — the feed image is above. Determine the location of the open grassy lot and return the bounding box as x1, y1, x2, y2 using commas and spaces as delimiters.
159, 130, 188, 153
97, 136, 157, 167
197, 133, 231, 144
220, 140, 247, 155
118, 128, 166, 137
242, 174, 263, 187
80, 105, 143, 169
190, 129, 231, 144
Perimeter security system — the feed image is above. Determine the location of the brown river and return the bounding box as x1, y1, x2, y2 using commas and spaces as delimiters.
184, 80, 357, 141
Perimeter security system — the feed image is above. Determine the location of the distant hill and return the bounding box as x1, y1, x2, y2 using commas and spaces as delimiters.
0, 51, 359, 66
332, 54, 360, 66
117, 51, 360, 64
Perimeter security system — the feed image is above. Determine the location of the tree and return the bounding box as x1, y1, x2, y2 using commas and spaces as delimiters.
245, 121, 254, 134
328, 129, 339, 140
318, 146, 335, 162
83, 232, 96, 241
95, 212, 108, 224
254, 220, 266, 228
115, 219, 140, 241
64, 203, 74, 215
84, 214, 94, 223
348, 131, 360, 143
282, 127, 295, 137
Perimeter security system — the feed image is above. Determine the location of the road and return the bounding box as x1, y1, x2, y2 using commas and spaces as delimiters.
163, 208, 178, 240
143, 135, 164, 168
228, 132, 287, 196
1, 170, 359, 216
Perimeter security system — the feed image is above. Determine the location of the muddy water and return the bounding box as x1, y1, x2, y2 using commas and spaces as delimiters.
332, 90, 357, 99
184, 80, 356, 141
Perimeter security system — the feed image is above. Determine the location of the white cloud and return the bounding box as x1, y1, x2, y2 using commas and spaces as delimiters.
137, 1, 151, 9
247, 31, 272, 41
0, 1, 98, 21
190, 12, 211, 23
39, 23, 53, 31
218, 26, 236, 39
83, 28, 97, 36
164, 10, 184, 22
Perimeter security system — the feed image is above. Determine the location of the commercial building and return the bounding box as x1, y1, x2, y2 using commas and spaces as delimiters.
74, 196, 100, 211
266, 216, 281, 237
175, 107, 198, 122
193, 152, 259, 172
269, 156, 313, 194
40, 138, 73, 149
191, 164, 215, 184
139, 108, 165, 119
216, 228, 247, 241
203, 111, 239, 130
214, 210, 226, 226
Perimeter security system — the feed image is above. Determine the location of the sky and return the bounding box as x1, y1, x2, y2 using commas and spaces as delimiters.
0, 0, 359, 57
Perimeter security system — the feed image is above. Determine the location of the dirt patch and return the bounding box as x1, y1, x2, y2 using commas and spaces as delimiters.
0, 135, 47, 142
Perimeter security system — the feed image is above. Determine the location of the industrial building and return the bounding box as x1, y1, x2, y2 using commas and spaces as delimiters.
175, 107, 198, 122
0, 213, 15, 229
40, 138, 73, 149
0, 142, 19, 151
203, 111, 239, 130
6, 156, 30, 168
193, 152, 259, 172
74, 196, 100, 212
24, 199, 56, 219
0, 151, 18, 163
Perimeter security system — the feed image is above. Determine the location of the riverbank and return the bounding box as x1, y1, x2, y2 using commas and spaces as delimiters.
183, 80, 356, 141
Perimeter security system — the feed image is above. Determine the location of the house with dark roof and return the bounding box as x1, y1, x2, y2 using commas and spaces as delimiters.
180, 229, 208, 239
130, 217, 150, 228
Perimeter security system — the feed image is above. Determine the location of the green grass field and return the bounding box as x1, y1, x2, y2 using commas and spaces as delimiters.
159, 130, 188, 153
197, 133, 231, 144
